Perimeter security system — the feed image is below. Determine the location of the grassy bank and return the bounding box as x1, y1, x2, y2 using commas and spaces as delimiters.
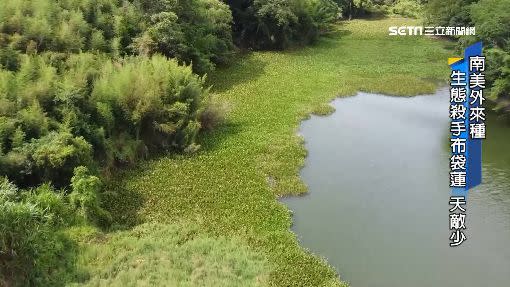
74, 18, 450, 286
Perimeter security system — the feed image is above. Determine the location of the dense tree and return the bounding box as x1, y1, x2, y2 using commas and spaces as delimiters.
226, 0, 341, 49
470, 0, 510, 49
337, 0, 374, 19
0, 53, 207, 188
0, 0, 235, 74
0, 166, 111, 286
333, 0, 425, 19
470, 0, 510, 103
425, 0, 510, 105
424, 0, 476, 27
139, 0, 234, 74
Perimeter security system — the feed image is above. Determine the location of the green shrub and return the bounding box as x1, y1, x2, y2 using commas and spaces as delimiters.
199, 95, 231, 131
334, 0, 380, 19
0, 174, 113, 286
470, 0, 510, 48
0, 47, 20, 71
69, 166, 111, 227
388, 0, 422, 18
138, 0, 235, 74
0, 0, 115, 54
0, 53, 208, 187
24, 183, 73, 227
226, 0, 340, 49
425, 0, 510, 108
424, 0, 475, 27
4, 131, 93, 188
0, 0, 235, 74
469, 0, 510, 103
92, 55, 206, 161
485, 48, 510, 102
0, 178, 77, 287
310, 0, 343, 33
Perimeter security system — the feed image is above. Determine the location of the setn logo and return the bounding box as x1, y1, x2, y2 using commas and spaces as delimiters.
389, 26, 475, 36
389, 26, 423, 36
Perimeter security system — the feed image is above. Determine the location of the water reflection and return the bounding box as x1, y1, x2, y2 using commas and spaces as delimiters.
282, 88, 510, 287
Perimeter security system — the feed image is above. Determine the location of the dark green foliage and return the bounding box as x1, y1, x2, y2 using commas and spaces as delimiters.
226, 0, 340, 49
0, 0, 234, 74
0, 166, 113, 286
335, 0, 378, 19
334, 0, 424, 19
69, 166, 111, 227
0, 47, 20, 71
136, 0, 235, 74
312, 0, 345, 32
424, 0, 475, 27
470, 0, 510, 49
0, 3, 220, 282
0, 178, 77, 287
471, 0, 510, 102
425, 0, 510, 105
387, 0, 422, 18
12, 131, 93, 187
485, 48, 510, 102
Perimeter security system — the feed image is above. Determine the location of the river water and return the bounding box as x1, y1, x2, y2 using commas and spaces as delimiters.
282, 88, 510, 287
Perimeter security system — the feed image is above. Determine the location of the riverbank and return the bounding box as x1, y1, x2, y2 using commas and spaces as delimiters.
73, 18, 451, 286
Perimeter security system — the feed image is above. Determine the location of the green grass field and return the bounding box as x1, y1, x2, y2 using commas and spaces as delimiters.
73, 18, 451, 287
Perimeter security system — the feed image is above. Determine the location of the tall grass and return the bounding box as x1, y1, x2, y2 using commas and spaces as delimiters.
69, 223, 269, 287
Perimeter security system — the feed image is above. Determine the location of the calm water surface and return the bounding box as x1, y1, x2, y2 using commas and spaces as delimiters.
282, 88, 510, 287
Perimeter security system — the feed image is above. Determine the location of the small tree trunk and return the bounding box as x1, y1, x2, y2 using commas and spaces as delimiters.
348, 1, 352, 20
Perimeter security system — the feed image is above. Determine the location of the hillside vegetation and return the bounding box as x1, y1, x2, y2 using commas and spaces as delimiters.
2, 0, 509, 286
